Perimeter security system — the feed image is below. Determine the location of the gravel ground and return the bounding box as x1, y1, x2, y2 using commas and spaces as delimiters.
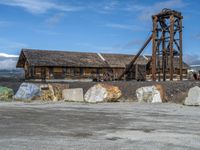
0, 102, 200, 150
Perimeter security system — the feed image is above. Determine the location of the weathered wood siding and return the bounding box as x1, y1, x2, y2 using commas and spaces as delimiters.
24, 65, 187, 81
25, 66, 125, 80
126, 64, 146, 81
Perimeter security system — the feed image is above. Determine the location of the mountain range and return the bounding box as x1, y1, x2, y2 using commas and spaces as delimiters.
0, 53, 24, 78
0, 53, 18, 70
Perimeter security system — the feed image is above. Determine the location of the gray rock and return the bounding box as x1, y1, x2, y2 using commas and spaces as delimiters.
14, 83, 40, 100
62, 88, 84, 102
184, 86, 200, 106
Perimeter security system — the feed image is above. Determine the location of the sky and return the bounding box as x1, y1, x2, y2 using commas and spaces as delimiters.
0, 0, 200, 64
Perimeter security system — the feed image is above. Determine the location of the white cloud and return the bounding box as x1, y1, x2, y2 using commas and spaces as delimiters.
0, 58, 17, 70
0, 0, 187, 17
0, 53, 18, 57
126, 0, 187, 21
102, 0, 119, 11
86, 0, 120, 14
0, 0, 82, 14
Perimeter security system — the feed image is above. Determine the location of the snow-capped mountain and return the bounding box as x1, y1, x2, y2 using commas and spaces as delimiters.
0, 53, 18, 70
0, 53, 23, 78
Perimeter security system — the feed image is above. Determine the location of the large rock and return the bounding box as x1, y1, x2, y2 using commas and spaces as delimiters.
0, 86, 14, 100
38, 84, 69, 101
84, 84, 122, 103
184, 86, 200, 106
155, 84, 166, 102
39, 84, 57, 101
62, 88, 84, 102
14, 83, 40, 100
136, 85, 163, 103
14, 83, 69, 101
51, 83, 69, 101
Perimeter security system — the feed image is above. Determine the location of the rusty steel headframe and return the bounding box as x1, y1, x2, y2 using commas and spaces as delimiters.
152, 8, 183, 81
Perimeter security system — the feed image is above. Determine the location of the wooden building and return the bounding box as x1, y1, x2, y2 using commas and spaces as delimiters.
16, 49, 188, 81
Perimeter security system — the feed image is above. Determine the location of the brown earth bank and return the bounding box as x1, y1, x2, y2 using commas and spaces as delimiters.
0, 77, 200, 103
0, 77, 23, 93
68, 80, 200, 103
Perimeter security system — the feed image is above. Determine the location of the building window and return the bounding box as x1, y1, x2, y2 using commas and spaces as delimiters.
66, 68, 71, 76
53, 68, 62, 73
80, 68, 83, 76
62, 67, 67, 74
34, 67, 41, 79
35, 67, 41, 75
74, 68, 80, 76
53, 67, 63, 79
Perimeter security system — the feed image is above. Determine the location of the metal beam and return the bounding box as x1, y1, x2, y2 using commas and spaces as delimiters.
118, 35, 152, 80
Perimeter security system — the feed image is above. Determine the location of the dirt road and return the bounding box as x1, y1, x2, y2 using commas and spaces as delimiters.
0, 102, 200, 150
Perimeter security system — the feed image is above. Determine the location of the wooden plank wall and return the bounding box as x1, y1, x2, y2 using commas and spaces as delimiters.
25, 66, 187, 81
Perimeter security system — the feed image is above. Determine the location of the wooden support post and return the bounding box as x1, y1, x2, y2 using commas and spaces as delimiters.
118, 9, 183, 82
152, 16, 157, 81
169, 15, 174, 81
157, 31, 161, 82
179, 18, 183, 80
162, 29, 166, 81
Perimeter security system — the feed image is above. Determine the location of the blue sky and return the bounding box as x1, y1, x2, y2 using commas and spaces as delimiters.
0, 0, 200, 64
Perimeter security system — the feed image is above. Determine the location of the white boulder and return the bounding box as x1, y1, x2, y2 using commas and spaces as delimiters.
84, 84, 122, 103
184, 86, 200, 106
62, 88, 84, 102
136, 86, 162, 103
14, 83, 40, 100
